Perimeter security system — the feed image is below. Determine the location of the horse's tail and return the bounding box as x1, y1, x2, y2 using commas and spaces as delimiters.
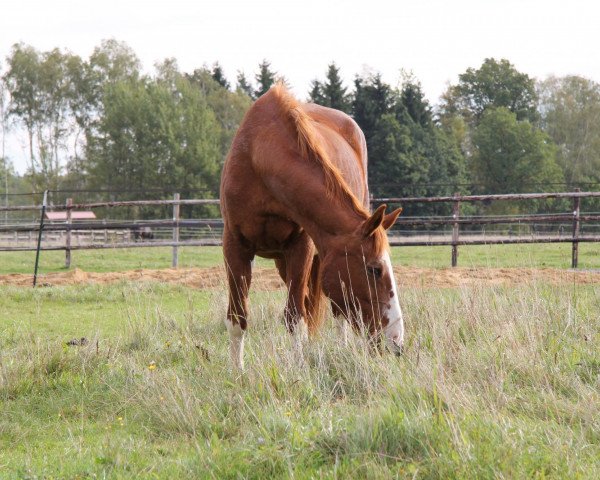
305, 254, 327, 335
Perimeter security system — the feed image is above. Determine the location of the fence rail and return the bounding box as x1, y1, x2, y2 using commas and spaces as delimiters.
0, 198, 220, 212
373, 191, 600, 203
1, 191, 599, 277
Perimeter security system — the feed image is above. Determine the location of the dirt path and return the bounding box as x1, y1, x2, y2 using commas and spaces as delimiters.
1, 265, 599, 289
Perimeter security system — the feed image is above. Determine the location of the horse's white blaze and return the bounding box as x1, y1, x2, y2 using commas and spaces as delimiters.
225, 318, 245, 370
382, 251, 404, 352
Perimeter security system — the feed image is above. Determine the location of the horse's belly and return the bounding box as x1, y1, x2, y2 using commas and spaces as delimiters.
240, 214, 301, 256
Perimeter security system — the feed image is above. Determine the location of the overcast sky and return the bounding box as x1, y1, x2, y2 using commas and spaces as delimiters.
2, 0, 600, 172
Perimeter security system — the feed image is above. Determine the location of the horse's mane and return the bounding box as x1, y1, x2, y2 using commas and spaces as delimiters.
270, 83, 370, 219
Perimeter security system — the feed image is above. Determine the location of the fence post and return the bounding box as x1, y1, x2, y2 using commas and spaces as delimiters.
33, 190, 48, 287
172, 193, 180, 268
451, 193, 460, 267
572, 188, 581, 268
65, 197, 72, 268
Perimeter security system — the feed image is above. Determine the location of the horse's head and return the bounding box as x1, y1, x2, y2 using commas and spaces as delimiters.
321, 204, 404, 354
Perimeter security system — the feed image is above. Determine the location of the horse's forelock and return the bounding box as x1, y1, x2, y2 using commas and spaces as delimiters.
372, 227, 389, 257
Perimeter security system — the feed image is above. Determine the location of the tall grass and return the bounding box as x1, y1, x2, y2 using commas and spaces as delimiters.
1, 280, 599, 478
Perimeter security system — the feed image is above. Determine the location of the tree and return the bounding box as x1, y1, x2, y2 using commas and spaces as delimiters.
36, 48, 80, 191
538, 75, 600, 186
254, 60, 276, 98
62, 53, 94, 176
154, 58, 180, 85
308, 63, 351, 113
351, 73, 467, 212
3, 44, 86, 191
1, 61, 9, 206
369, 113, 429, 195
400, 73, 432, 127
86, 74, 223, 210
440, 58, 539, 125
88, 39, 141, 87
3, 44, 42, 185
236, 71, 254, 99
352, 73, 393, 152
471, 107, 562, 198
308, 79, 325, 105
211, 62, 230, 90
0, 159, 30, 221
186, 68, 252, 160
86, 39, 142, 130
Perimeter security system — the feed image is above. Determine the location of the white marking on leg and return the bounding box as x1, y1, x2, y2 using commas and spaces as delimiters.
336, 317, 350, 345
292, 317, 309, 363
382, 251, 404, 353
294, 317, 308, 345
225, 317, 245, 370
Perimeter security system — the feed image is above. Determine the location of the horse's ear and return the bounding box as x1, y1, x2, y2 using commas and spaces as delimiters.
382, 207, 403, 230
362, 204, 387, 237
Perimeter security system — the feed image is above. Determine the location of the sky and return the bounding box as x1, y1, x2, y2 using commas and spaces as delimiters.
2, 0, 600, 173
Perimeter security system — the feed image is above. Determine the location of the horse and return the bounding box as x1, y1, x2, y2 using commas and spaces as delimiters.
131, 225, 154, 241
220, 83, 404, 369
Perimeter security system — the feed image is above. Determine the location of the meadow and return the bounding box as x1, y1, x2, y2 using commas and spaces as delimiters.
0, 245, 599, 478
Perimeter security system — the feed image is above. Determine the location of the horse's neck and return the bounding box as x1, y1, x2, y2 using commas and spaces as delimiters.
252, 130, 367, 251
292, 197, 364, 254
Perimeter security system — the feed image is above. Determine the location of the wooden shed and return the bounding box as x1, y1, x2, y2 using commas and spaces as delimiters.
45, 211, 96, 221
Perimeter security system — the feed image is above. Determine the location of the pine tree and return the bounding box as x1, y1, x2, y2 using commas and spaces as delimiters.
400, 80, 432, 127
254, 60, 276, 98
322, 63, 350, 112
352, 73, 392, 150
236, 71, 254, 99
308, 79, 325, 104
352, 72, 467, 210
211, 62, 230, 90
308, 63, 350, 113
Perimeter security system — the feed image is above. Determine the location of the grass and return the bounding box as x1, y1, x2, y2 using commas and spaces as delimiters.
1, 242, 600, 274
0, 282, 213, 338
1, 278, 599, 478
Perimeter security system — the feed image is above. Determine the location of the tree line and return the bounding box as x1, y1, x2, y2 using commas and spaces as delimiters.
2, 40, 600, 216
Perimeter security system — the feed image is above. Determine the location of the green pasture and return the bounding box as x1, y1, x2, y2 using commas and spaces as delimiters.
1, 276, 599, 478
1, 242, 599, 275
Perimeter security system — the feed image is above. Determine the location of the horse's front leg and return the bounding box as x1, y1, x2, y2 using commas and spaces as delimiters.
223, 231, 253, 370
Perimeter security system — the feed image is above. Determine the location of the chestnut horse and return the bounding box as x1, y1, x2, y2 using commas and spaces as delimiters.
220, 84, 404, 369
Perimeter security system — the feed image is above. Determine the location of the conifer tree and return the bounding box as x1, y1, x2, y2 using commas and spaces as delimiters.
236, 71, 254, 99
254, 60, 276, 98
308, 63, 350, 113
308, 79, 324, 105
211, 62, 230, 90
322, 63, 350, 112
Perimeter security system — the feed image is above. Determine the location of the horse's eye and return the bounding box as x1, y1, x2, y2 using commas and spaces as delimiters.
368, 266, 383, 279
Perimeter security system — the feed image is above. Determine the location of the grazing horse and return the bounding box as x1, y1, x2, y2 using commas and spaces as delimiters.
220, 84, 404, 369
131, 225, 154, 241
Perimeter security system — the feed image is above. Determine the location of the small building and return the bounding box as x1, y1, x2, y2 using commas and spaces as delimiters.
45, 211, 96, 221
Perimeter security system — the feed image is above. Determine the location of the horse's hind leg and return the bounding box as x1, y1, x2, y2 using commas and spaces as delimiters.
274, 257, 287, 284
281, 233, 315, 341
223, 231, 253, 370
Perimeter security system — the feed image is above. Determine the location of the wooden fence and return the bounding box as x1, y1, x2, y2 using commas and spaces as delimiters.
374, 190, 600, 267
1, 191, 600, 270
